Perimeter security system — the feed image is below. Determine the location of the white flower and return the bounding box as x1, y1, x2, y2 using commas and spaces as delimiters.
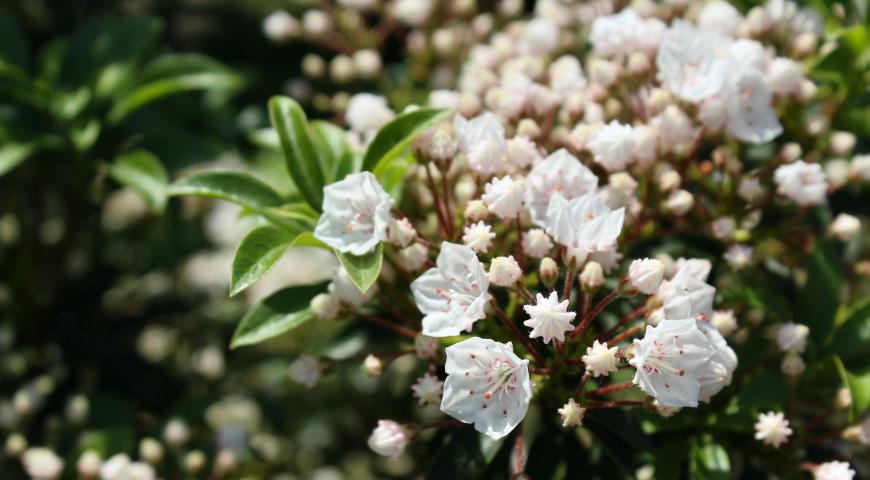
481, 176, 526, 219
126, 462, 156, 480
464, 199, 489, 221
696, 322, 737, 403
388, 217, 417, 247
522, 229, 553, 258
651, 106, 697, 155
711, 217, 736, 241
579, 261, 605, 290
412, 372, 444, 405
462, 221, 495, 253
776, 323, 809, 354
698, 1, 742, 36
76, 451, 101, 478
163, 418, 190, 448
397, 243, 429, 271
656, 22, 726, 103
767, 57, 804, 96
525, 149, 599, 227
392, 0, 433, 26
829, 213, 861, 241
558, 398, 586, 427
440, 337, 532, 440
724, 69, 783, 144
589, 248, 623, 274
545, 193, 625, 252
710, 310, 738, 336
628, 258, 666, 295
411, 242, 492, 337
589, 9, 664, 58
738, 176, 767, 202
814, 461, 856, 480
100, 453, 131, 480
262, 11, 299, 44
629, 319, 715, 408
851, 154, 870, 181
582, 340, 619, 377
310, 293, 340, 321
754, 411, 793, 448
346, 94, 395, 134
724, 244, 754, 270
367, 420, 409, 458
314, 172, 395, 255
489, 256, 522, 287
288, 354, 322, 388
362, 354, 383, 377
674, 258, 712, 281
518, 18, 559, 55
523, 291, 576, 343
781, 352, 806, 377
663, 189, 694, 215
548, 56, 587, 94
587, 121, 635, 172
506, 136, 541, 169
22, 447, 64, 480
659, 268, 716, 321
632, 125, 658, 167
454, 113, 507, 175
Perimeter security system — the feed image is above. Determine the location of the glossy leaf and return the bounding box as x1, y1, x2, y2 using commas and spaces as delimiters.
335, 243, 383, 294
828, 299, 870, 369
108, 149, 168, 213
690, 436, 730, 480
0, 143, 33, 177
230, 226, 299, 297
230, 283, 327, 348
361, 107, 451, 172
167, 171, 284, 210
797, 240, 841, 346
309, 120, 350, 182
427, 427, 503, 478
290, 231, 330, 249
833, 356, 870, 421
268, 96, 325, 211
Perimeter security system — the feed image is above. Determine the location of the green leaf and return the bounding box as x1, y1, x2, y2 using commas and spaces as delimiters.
737, 368, 788, 409
690, 436, 730, 480
108, 54, 241, 123
428, 427, 504, 478
309, 120, 351, 182
374, 152, 414, 202
335, 243, 383, 294
797, 240, 841, 346
230, 226, 299, 297
290, 231, 329, 249
361, 107, 451, 172
0, 143, 33, 177
268, 96, 325, 211
833, 356, 870, 421
828, 300, 870, 369
230, 283, 327, 348
167, 171, 284, 210
108, 149, 168, 213
70, 118, 101, 152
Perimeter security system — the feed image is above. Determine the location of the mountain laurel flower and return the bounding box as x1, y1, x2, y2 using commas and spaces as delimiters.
656, 21, 726, 103
829, 213, 861, 241
660, 270, 716, 321
429, 129, 458, 164
781, 352, 806, 377
523, 291, 576, 343
462, 221, 496, 253
579, 261, 605, 291
99, 454, 131, 480
723, 244, 754, 270
411, 242, 492, 337
774, 160, 828, 206
754, 411, 793, 448
506, 136, 541, 168
455, 113, 507, 175
582, 340, 619, 377
522, 229, 553, 258
489, 256, 522, 287
696, 322, 738, 402
262, 11, 300, 44
76, 450, 102, 478
710, 310, 738, 337
814, 461, 856, 480
22, 447, 64, 480
545, 192, 625, 252
288, 354, 322, 388
663, 189, 694, 215
362, 354, 384, 377
558, 398, 586, 427
310, 293, 340, 321
397, 243, 429, 271
345, 94, 395, 134
627, 258, 666, 295
587, 121, 636, 172
388, 217, 417, 247
412, 372, 444, 405
539, 257, 559, 288
525, 149, 599, 227
367, 420, 409, 458
776, 323, 809, 354
464, 199, 490, 221
629, 319, 715, 408
440, 337, 532, 440
314, 172, 395, 255
711, 217, 736, 241
482, 176, 526, 219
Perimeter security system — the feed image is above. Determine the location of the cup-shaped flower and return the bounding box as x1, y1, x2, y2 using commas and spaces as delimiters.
629, 319, 715, 407
525, 149, 598, 227
314, 172, 395, 255
411, 242, 492, 337
774, 160, 828, 206
454, 113, 507, 175
627, 258, 665, 294
659, 267, 716, 321
696, 321, 737, 402
440, 337, 532, 440
481, 175, 526, 219
523, 291, 576, 344
544, 192, 625, 252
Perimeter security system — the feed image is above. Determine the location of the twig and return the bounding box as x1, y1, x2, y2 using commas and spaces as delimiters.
491, 300, 546, 365
360, 314, 418, 339
570, 290, 619, 340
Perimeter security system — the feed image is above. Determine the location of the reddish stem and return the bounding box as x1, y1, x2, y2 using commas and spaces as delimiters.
360, 315, 418, 339
491, 300, 546, 365
570, 290, 619, 340
608, 324, 644, 345
585, 381, 635, 397
586, 400, 644, 408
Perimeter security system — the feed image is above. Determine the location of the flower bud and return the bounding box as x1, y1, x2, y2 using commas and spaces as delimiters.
163, 418, 190, 448
139, 438, 163, 464
353, 49, 382, 79
825, 159, 850, 189
562, 247, 588, 269
627, 52, 650, 75
658, 170, 681, 192
464, 200, 489, 221
429, 129, 457, 164
835, 387, 852, 409
489, 256, 522, 287
829, 131, 856, 156
579, 261, 604, 291
781, 352, 805, 378
367, 420, 409, 458
5, 433, 27, 457
776, 323, 809, 354
663, 189, 694, 215
829, 213, 861, 241
711, 217, 736, 241
398, 243, 429, 271
517, 118, 541, 139
65, 394, 89, 424
302, 54, 326, 78
214, 449, 238, 475
184, 450, 206, 474
539, 257, 558, 288
76, 450, 101, 478
388, 218, 417, 247
310, 293, 340, 321
523, 229, 553, 258
710, 310, 738, 337
851, 154, 870, 181
557, 398, 586, 427
362, 354, 384, 377
302, 10, 332, 37
792, 32, 818, 57
22, 447, 64, 480
625, 258, 665, 295
262, 11, 300, 44
329, 55, 356, 84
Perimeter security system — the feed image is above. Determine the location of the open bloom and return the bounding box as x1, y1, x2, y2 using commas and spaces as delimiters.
754, 411, 793, 448
628, 258, 665, 294
814, 461, 856, 480
314, 172, 394, 255
696, 322, 738, 402
455, 113, 507, 175
440, 337, 532, 440
582, 340, 619, 377
367, 420, 409, 458
525, 149, 598, 227
659, 267, 716, 321
774, 160, 828, 206
656, 21, 726, 102
523, 291, 576, 343
22, 448, 64, 480
411, 242, 492, 337
587, 121, 636, 172
629, 319, 715, 407
481, 175, 526, 219
545, 192, 625, 252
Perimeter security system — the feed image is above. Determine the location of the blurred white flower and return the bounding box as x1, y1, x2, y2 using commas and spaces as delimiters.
22, 447, 64, 480
314, 172, 394, 255
754, 411, 792, 448
774, 160, 828, 206
545, 192, 625, 252
482, 176, 526, 219
525, 149, 599, 227
288, 354, 322, 388
814, 461, 856, 480
367, 420, 409, 457
776, 323, 809, 353
412, 372, 444, 405
462, 221, 496, 253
